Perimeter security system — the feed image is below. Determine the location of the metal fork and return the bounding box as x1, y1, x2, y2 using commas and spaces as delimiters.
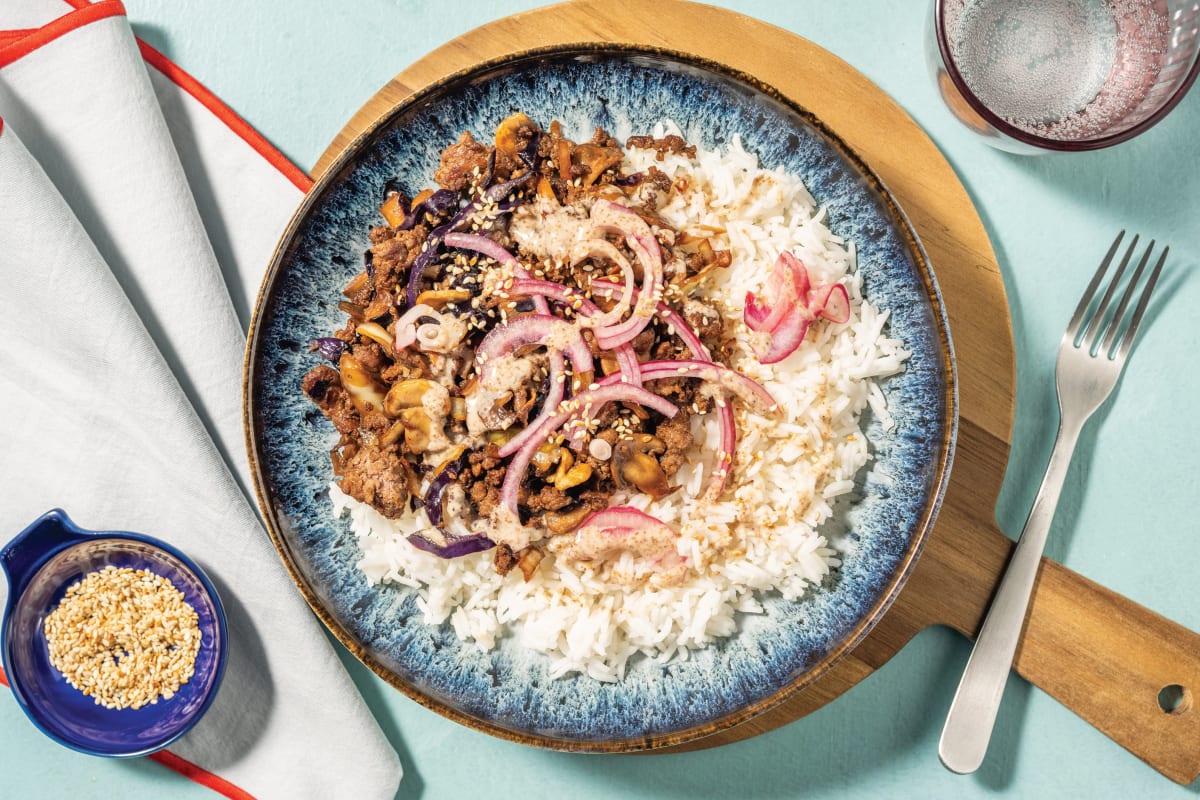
938, 231, 1169, 774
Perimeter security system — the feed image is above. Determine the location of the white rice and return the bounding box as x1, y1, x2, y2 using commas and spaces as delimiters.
330, 122, 910, 682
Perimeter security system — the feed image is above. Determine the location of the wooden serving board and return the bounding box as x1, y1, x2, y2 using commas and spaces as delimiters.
313, 0, 1200, 783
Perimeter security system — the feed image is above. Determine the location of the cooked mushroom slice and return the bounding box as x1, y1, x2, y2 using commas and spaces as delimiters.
573, 142, 624, 186
515, 546, 544, 581
414, 288, 472, 309
343, 269, 370, 298
494, 112, 536, 158
552, 451, 593, 491
397, 407, 433, 452
484, 427, 521, 448
356, 321, 394, 351
477, 391, 519, 431
543, 505, 594, 534
383, 378, 444, 417
531, 442, 562, 474
613, 434, 673, 500
338, 353, 386, 415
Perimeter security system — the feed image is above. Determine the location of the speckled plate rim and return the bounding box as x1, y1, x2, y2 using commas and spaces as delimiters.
244, 42, 957, 752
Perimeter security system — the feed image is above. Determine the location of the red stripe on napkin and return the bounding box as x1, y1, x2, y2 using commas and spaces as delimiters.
149, 751, 258, 800
1, 666, 255, 798
0, 30, 33, 48
135, 41, 313, 192
0, 0, 125, 68
56, 0, 312, 192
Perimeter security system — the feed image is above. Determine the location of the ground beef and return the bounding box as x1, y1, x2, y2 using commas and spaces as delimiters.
592, 400, 645, 437
380, 347, 432, 383
626, 133, 697, 161
338, 444, 412, 519
651, 337, 687, 361
492, 117, 538, 181
467, 479, 502, 518
434, 131, 490, 192
359, 408, 394, 440
369, 223, 428, 296
350, 341, 389, 375
576, 490, 611, 513
520, 484, 574, 514
493, 544, 518, 577
651, 374, 699, 410
586, 126, 620, 149
655, 409, 694, 477
646, 165, 673, 192
301, 365, 360, 435
682, 299, 724, 343
629, 326, 657, 357
464, 449, 506, 517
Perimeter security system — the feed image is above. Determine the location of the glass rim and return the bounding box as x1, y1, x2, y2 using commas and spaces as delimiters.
934, 0, 1200, 152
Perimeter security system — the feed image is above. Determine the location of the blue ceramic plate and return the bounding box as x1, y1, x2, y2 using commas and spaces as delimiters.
245, 46, 956, 750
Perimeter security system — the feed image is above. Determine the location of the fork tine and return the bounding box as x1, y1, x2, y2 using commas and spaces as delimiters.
1080, 233, 1138, 351
1066, 231, 1125, 341
1112, 245, 1168, 362
1099, 239, 1155, 356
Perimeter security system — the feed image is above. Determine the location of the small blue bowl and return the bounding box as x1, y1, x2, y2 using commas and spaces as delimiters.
1, 510, 227, 757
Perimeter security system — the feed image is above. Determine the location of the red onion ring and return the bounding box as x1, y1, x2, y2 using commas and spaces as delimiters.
610, 359, 778, 413
590, 279, 709, 359
585, 201, 664, 348
393, 303, 436, 351
592, 280, 743, 499
745, 251, 809, 333
498, 384, 678, 517
744, 251, 851, 364
443, 236, 573, 462
444, 231, 519, 269
503, 277, 646, 452
475, 314, 593, 386
506, 278, 643, 387
809, 282, 851, 324
573, 506, 682, 563
567, 239, 634, 326
591, 234, 661, 348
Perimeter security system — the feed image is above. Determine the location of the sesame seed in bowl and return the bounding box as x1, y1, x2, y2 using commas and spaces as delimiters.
0, 509, 226, 758
43, 565, 203, 711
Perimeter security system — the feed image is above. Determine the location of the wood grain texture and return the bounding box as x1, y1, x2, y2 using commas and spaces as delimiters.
312, 0, 1200, 782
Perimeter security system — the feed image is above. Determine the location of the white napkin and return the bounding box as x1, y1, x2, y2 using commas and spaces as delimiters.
0, 3, 403, 798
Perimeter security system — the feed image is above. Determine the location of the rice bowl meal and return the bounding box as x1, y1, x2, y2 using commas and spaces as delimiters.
301, 113, 910, 682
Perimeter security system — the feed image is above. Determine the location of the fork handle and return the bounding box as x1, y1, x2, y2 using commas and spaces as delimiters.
938, 416, 1085, 773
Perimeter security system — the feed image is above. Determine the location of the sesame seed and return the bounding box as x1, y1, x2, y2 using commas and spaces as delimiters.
43, 566, 201, 711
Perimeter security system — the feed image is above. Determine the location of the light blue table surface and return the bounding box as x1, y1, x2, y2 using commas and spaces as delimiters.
4, 1, 1199, 798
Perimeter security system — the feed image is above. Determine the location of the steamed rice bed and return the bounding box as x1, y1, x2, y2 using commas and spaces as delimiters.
331, 122, 909, 682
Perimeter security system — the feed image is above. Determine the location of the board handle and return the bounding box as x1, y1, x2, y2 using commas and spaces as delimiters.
929, 519, 1200, 785
1016, 560, 1200, 784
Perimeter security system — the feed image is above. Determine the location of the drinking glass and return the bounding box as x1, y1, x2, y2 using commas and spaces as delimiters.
929, 0, 1200, 153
